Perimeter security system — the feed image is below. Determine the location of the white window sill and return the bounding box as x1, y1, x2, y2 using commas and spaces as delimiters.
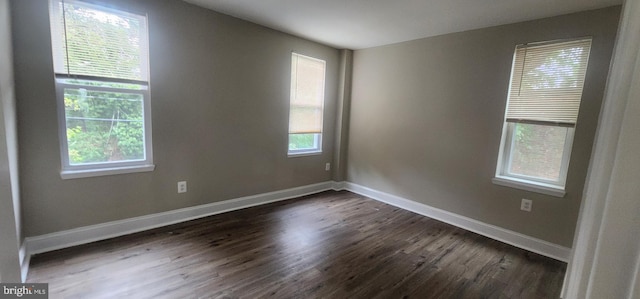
492, 176, 566, 198
61, 164, 155, 180
288, 150, 322, 158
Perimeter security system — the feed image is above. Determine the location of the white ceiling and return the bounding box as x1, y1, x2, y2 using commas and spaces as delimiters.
184, 0, 621, 50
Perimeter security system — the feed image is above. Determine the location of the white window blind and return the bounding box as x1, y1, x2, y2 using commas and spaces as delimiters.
505, 38, 592, 126
289, 53, 326, 134
49, 0, 149, 82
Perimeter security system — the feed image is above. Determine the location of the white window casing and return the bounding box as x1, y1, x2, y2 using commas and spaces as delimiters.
494, 38, 592, 196
49, 0, 154, 178
288, 53, 326, 156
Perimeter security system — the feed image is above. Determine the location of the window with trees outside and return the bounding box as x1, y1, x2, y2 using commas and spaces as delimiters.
493, 38, 592, 197
49, 0, 154, 179
288, 53, 326, 156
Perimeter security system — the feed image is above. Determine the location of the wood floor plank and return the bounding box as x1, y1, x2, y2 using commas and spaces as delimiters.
27, 191, 566, 298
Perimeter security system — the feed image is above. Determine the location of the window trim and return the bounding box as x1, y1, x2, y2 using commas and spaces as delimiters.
55, 78, 155, 179
287, 52, 326, 157
492, 177, 566, 198
50, 0, 153, 179
493, 38, 591, 197
287, 133, 322, 157
493, 122, 573, 197
60, 164, 155, 180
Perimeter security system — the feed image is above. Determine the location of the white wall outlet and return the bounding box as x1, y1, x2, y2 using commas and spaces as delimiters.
325, 163, 331, 171
178, 181, 187, 193
521, 198, 532, 212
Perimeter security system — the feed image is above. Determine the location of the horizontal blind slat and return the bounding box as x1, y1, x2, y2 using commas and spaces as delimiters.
289, 53, 326, 135
50, 0, 149, 81
506, 38, 592, 125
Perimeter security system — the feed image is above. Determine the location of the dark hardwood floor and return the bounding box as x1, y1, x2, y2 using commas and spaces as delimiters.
27, 191, 566, 298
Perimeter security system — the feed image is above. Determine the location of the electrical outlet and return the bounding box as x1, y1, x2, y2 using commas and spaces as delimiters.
178, 181, 187, 193
325, 163, 331, 171
521, 198, 532, 212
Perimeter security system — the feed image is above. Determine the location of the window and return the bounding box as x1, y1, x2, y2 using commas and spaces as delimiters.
493, 38, 592, 197
49, 0, 153, 179
288, 53, 326, 156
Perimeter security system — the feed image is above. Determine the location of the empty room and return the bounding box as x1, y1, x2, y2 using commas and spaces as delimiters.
1, 0, 639, 298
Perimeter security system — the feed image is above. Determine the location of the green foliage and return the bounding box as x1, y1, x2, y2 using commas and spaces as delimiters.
65, 88, 144, 164
63, 3, 144, 80
525, 47, 587, 90
515, 123, 533, 150
289, 134, 317, 150
510, 123, 567, 180
58, 3, 147, 164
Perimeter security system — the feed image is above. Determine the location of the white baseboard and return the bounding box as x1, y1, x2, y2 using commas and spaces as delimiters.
332, 181, 347, 191
21, 180, 569, 281
342, 182, 570, 262
23, 181, 335, 259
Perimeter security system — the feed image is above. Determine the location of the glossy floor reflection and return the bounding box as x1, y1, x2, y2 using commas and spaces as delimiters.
27, 191, 566, 298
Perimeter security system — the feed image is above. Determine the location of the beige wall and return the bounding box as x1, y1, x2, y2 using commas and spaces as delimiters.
11, 0, 339, 237
348, 7, 620, 247
8, 0, 622, 250
0, 0, 23, 282
332, 49, 353, 182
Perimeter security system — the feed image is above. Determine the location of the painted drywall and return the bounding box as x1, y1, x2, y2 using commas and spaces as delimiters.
0, 0, 23, 282
585, 49, 640, 298
578, 2, 640, 294
11, 0, 339, 237
348, 7, 620, 247
563, 1, 640, 296
332, 49, 353, 181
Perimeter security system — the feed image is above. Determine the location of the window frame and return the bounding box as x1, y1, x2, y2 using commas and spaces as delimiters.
50, 0, 154, 179
287, 53, 326, 157
287, 133, 322, 157
493, 38, 591, 197
493, 122, 574, 197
